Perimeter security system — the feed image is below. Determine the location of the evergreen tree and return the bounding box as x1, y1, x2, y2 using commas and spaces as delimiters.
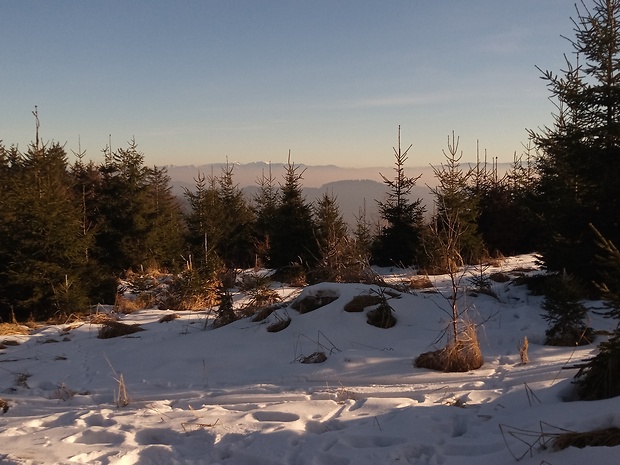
270, 153, 317, 269
144, 166, 185, 271
94, 139, 179, 274
429, 132, 483, 266
541, 271, 592, 346
371, 126, 426, 267
530, 0, 620, 280
252, 164, 278, 267
311, 191, 350, 281
183, 171, 223, 271
352, 200, 373, 264
575, 226, 620, 399
0, 142, 91, 320
476, 145, 538, 256
216, 161, 255, 268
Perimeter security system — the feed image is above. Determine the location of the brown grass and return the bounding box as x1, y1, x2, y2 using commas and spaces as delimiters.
114, 292, 157, 314
366, 303, 397, 328
415, 324, 483, 372
89, 313, 117, 324
409, 275, 433, 290
553, 427, 620, 450
0, 323, 30, 336
266, 317, 291, 332
519, 336, 529, 365
98, 321, 144, 339
343, 295, 384, 313
251, 305, 278, 322
158, 313, 180, 323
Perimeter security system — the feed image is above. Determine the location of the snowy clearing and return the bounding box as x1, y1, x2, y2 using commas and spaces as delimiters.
1, 254, 619, 465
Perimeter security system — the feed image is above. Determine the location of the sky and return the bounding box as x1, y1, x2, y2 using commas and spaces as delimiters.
1, 0, 579, 167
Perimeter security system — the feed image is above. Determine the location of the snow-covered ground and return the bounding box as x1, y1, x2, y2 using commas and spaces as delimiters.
1, 254, 619, 465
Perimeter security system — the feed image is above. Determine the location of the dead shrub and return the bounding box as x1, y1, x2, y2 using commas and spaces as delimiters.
0, 398, 8, 414
98, 321, 144, 339
343, 294, 384, 313
553, 427, 620, 450
415, 324, 483, 372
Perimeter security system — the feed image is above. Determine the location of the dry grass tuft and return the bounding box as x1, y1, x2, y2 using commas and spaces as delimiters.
158, 313, 180, 323
409, 275, 433, 290
98, 321, 144, 339
0, 398, 8, 414
115, 292, 156, 314
0, 323, 30, 336
266, 317, 291, 332
553, 427, 620, 450
519, 336, 529, 365
89, 313, 117, 325
415, 324, 483, 372
343, 294, 384, 313
251, 305, 278, 322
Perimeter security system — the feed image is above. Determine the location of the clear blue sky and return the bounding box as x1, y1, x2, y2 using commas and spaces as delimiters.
1, 0, 577, 167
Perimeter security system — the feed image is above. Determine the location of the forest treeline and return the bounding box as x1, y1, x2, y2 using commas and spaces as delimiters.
3, 0, 620, 327
0, 126, 541, 322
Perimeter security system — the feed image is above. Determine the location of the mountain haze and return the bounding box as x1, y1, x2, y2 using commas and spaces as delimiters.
166, 161, 509, 226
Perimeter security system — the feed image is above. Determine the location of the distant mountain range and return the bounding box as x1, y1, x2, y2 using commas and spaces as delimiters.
165, 161, 509, 226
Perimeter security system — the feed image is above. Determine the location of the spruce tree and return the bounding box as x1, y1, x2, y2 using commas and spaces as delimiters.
575, 226, 620, 399
429, 132, 483, 266
183, 170, 224, 274
530, 0, 620, 281
252, 164, 278, 267
541, 271, 592, 346
216, 161, 255, 268
94, 139, 178, 274
270, 153, 317, 270
312, 191, 350, 281
144, 166, 185, 271
476, 145, 538, 256
371, 126, 426, 267
0, 142, 91, 320
352, 200, 373, 264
